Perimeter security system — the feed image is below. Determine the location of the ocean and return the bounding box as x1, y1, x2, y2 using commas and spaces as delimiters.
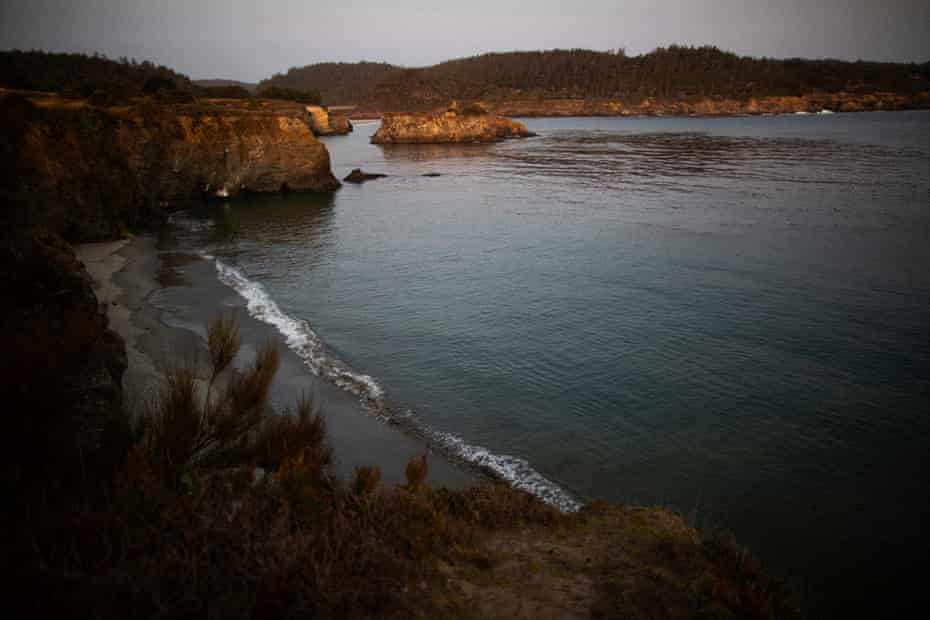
160, 112, 930, 617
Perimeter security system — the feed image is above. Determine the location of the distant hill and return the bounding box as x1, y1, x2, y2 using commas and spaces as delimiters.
193, 79, 258, 93
0, 50, 192, 98
261, 47, 930, 110
259, 61, 401, 105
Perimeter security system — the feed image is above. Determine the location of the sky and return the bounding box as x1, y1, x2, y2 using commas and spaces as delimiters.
1, 0, 928, 82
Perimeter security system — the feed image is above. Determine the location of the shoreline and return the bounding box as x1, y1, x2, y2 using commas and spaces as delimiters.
76, 233, 483, 489
349, 106, 930, 121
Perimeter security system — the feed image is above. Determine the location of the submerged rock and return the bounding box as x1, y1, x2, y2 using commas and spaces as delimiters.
343, 168, 388, 183
371, 110, 534, 144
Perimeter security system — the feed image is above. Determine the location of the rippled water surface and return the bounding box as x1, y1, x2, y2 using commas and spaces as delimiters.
180, 113, 930, 616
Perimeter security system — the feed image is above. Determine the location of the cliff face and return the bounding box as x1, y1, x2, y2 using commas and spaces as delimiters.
305, 105, 353, 136
1, 94, 340, 242
134, 108, 341, 203
371, 110, 534, 144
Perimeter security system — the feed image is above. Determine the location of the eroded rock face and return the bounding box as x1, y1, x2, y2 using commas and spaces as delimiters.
306, 105, 353, 136
146, 112, 342, 201
371, 111, 534, 144
1, 95, 340, 242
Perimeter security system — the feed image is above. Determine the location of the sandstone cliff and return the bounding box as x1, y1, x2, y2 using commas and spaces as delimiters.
1, 93, 340, 242
305, 104, 353, 136
371, 110, 534, 144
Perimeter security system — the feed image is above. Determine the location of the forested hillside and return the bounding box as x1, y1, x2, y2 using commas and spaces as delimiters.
259, 61, 401, 104
0, 50, 191, 97
261, 46, 930, 107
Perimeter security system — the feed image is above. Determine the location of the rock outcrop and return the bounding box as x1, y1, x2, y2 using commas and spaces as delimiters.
371, 110, 534, 144
1, 93, 340, 242
140, 109, 341, 203
305, 105, 353, 136
343, 168, 387, 183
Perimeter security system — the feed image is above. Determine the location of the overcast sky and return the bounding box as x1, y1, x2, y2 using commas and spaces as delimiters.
1, 0, 928, 82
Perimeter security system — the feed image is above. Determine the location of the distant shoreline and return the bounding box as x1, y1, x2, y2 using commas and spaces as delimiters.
346, 91, 930, 120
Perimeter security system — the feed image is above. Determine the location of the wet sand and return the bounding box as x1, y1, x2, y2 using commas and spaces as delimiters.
76, 235, 479, 488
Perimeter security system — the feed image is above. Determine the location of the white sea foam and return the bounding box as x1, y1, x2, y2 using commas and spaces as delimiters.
430, 429, 581, 512
210, 257, 580, 512
214, 259, 384, 403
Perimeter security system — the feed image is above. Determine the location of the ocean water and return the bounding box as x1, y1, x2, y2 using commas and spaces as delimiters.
171, 113, 930, 616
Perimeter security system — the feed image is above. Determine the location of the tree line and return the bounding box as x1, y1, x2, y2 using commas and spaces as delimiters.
0, 50, 321, 105
261, 46, 930, 106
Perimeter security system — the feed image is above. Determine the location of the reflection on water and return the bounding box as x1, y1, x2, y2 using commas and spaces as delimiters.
376, 142, 495, 162
180, 192, 337, 251
498, 130, 929, 195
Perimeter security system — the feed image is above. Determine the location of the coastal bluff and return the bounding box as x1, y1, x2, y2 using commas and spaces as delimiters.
371, 109, 534, 144
1, 93, 340, 241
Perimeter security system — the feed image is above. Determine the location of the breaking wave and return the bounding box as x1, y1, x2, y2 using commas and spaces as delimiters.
214, 259, 385, 403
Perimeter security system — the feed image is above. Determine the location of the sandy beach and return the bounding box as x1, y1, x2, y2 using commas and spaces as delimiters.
75, 235, 479, 488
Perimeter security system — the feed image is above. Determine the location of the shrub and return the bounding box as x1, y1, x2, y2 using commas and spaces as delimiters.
143, 314, 328, 486
405, 453, 428, 491
352, 465, 381, 495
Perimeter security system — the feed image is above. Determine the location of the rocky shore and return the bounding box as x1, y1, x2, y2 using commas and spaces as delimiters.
371, 109, 534, 144
479, 91, 930, 117
349, 90, 930, 119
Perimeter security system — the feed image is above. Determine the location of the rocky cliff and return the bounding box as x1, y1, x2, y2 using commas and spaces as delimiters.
305, 105, 353, 136
371, 110, 534, 144
1, 93, 340, 242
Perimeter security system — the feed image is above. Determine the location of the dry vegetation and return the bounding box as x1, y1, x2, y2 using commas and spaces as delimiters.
6, 316, 798, 618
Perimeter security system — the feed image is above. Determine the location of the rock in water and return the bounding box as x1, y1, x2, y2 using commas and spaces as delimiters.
343, 168, 388, 183
371, 110, 535, 144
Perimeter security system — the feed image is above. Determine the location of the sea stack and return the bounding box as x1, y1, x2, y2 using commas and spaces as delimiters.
371, 104, 534, 144
305, 105, 353, 136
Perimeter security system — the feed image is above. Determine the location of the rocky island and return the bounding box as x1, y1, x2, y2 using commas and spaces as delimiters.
371, 105, 534, 144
